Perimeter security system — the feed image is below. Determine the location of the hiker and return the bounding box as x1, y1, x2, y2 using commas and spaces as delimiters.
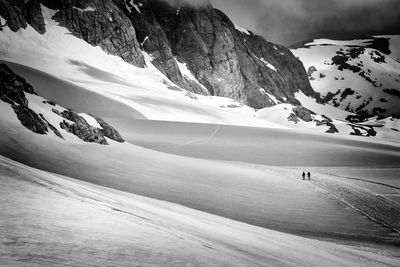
302, 172, 305, 180
307, 172, 311, 180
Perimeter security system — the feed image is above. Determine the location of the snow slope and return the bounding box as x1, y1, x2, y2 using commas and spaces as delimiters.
2, 96, 400, 245
292, 36, 400, 117
2, 156, 399, 266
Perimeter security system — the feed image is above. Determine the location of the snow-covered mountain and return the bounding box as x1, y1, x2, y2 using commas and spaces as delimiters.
292, 36, 400, 118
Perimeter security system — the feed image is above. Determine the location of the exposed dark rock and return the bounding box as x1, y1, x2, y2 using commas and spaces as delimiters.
52, 108, 61, 116
307, 66, 317, 77
287, 113, 300, 124
60, 110, 108, 145
325, 121, 339, 133
1, 63, 124, 144
350, 125, 377, 137
383, 88, 400, 98
93, 116, 125, 143
367, 37, 391, 55
41, 0, 145, 67
25, 0, 46, 34
124, 0, 207, 94
372, 107, 387, 116
0, 63, 50, 134
340, 88, 355, 101
0, 0, 28, 32
292, 107, 313, 122
346, 114, 366, 123
12, 104, 48, 134
43, 100, 56, 106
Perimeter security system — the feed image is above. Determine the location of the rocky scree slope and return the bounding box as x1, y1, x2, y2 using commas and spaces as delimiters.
0, 0, 314, 109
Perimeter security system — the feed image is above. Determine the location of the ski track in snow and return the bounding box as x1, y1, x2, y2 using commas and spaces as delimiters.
308, 174, 400, 235
176, 125, 220, 147
326, 174, 400, 191
4, 156, 400, 266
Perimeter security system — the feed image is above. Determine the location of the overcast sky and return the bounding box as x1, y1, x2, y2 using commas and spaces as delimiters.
208, 0, 400, 46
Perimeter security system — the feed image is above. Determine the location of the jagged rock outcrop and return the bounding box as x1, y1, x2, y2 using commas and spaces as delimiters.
0, 63, 48, 134
0, 0, 27, 31
59, 110, 108, 145
55, 110, 125, 145
1, 0, 315, 110
93, 116, 125, 143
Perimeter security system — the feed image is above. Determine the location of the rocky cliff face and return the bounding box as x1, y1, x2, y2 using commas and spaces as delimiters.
121, 0, 314, 108
0, 0, 314, 109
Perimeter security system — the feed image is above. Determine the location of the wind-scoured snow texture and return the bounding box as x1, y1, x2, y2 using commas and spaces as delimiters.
125, 0, 314, 109
292, 36, 400, 117
1, 156, 399, 266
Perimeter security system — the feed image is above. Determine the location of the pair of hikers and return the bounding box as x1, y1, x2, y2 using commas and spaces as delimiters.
302, 171, 311, 180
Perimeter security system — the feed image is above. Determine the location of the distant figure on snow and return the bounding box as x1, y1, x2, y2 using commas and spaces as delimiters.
307, 172, 311, 180
302, 172, 305, 180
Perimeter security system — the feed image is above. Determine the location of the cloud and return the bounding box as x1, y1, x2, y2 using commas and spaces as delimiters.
210, 0, 400, 45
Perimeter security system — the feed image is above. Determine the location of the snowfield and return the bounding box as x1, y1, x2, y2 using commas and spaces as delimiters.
1, 156, 400, 267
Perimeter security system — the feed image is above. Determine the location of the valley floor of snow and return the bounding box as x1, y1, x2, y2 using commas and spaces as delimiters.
1, 156, 400, 267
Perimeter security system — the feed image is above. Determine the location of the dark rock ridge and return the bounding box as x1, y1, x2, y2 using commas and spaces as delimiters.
0, 0, 315, 109
0, 63, 125, 144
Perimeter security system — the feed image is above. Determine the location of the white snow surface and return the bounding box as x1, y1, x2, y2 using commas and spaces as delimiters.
234, 24, 250, 35
79, 113, 102, 128
260, 57, 278, 71
1, 156, 399, 266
